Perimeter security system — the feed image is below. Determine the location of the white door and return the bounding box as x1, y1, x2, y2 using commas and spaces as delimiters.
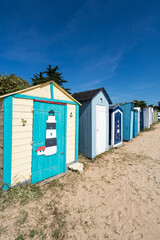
96, 105, 106, 155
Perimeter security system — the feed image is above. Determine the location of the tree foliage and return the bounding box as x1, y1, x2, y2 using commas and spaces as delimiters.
31, 65, 71, 93
0, 73, 30, 96
133, 100, 147, 108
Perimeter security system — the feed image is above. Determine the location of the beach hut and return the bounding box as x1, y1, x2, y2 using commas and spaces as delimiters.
121, 102, 134, 141
144, 107, 152, 128
0, 81, 81, 189
109, 105, 123, 148
134, 107, 141, 133
152, 110, 155, 124
154, 110, 158, 123
133, 109, 138, 138
72, 88, 112, 159
140, 109, 145, 131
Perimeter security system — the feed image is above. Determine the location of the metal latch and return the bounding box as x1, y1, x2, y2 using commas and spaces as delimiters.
61, 152, 64, 155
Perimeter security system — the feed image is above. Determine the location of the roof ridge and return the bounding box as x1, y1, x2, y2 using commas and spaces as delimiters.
73, 87, 103, 95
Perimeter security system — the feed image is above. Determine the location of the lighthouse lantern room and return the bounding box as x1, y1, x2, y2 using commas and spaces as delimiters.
36, 110, 57, 156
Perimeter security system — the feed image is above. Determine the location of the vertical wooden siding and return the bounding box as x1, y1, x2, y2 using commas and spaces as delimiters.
0, 99, 4, 188
92, 91, 109, 158
11, 98, 33, 186
79, 101, 92, 158
121, 103, 134, 141
66, 104, 76, 164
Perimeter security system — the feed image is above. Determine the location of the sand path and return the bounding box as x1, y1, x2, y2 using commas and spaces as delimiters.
0, 123, 160, 240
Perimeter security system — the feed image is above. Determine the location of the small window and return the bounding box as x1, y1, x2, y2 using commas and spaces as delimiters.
50, 140, 53, 143
50, 126, 53, 129
50, 133, 52, 136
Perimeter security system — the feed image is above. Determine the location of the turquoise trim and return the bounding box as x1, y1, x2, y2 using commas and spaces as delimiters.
3, 96, 13, 190
50, 83, 54, 99
75, 104, 79, 161
64, 105, 67, 170
13, 94, 77, 105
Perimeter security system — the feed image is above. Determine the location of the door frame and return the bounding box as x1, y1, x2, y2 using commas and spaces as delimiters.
96, 105, 107, 155
111, 109, 123, 147
31, 99, 67, 184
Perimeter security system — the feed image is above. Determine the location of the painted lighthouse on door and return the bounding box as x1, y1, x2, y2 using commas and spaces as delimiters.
36, 110, 57, 156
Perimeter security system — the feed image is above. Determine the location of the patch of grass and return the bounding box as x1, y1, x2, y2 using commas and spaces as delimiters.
15, 210, 28, 227
0, 225, 6, 236
142, 125, 155, 132
0, 184, 43, 210
47, 179, 65, 191
15, 235, 25, 240
50, 207, 67, 240
29, 229, 37, 238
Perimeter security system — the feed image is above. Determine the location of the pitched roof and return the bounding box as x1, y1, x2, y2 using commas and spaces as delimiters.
0, 80, 81, 105
72, 87, 112, 104
36, 146, 46, 152
109, 104, 123, 111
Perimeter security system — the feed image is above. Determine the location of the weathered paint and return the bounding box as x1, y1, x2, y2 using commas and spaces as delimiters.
121, 103, 134, 141
0, 99, 4, 188
3, 96, 13, 190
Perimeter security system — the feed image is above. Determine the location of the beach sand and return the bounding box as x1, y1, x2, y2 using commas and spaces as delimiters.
0, 123, 160, 239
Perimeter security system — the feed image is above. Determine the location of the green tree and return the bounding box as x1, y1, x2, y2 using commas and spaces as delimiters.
153, 105, 159, 111
133, 100, 147, 108
0, 73, 30, 96
31, 65, 71, 93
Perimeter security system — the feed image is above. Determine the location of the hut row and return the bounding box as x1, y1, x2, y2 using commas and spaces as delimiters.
0, 83, 158, 189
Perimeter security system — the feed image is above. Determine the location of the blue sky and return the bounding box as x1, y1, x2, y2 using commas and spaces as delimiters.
0, 0, 160, 105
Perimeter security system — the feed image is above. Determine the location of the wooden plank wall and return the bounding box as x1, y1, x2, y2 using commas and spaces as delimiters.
66, 104, 76, 164
22, 84, 51, 98
0, 99, 4, 188
11, 98, 33, 186
54, 85, 73, 102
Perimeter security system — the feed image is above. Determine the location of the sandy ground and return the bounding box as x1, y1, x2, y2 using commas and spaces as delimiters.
0, 123, 160, 240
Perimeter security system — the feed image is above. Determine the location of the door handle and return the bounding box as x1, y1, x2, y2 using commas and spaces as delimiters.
61, 152, 64, 155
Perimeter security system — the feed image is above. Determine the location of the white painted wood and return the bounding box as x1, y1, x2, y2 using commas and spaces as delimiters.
23, 84, 51, 98
54, 84, 74, 102
66, 104, 76, 164
11, 98, 33, 185
96, 105, 106, 155
134, 107, 141, 133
